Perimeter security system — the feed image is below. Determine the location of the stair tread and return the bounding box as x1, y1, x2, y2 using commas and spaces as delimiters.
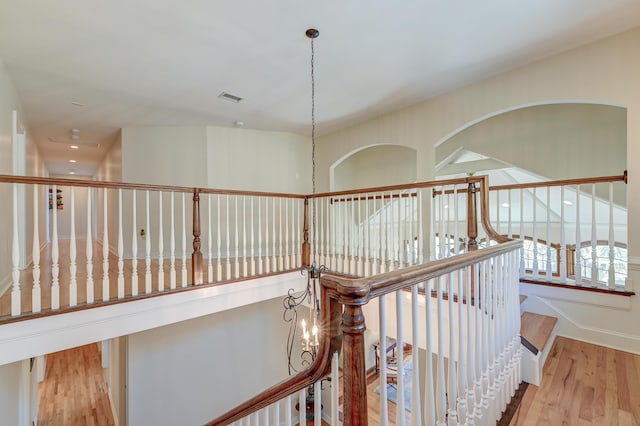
521, 312, 557, 353
520, 295, 527, 304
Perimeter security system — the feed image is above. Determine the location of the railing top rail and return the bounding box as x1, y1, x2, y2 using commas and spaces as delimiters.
310, 176, 485, 199
434, 172, 627, 195
0, 174, 307, 199
322, 239, 523, 302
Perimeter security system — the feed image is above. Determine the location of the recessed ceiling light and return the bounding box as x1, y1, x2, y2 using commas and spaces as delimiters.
71, 128, 80, 133
71, 102, 85, 107
69, 171, 76, 175
218, 92, 243, 103
70, 145, 79, 149
71, 135, 80, 140
563, 200, 574, 206
69, 159, 77, 163
501, 202, 510, 208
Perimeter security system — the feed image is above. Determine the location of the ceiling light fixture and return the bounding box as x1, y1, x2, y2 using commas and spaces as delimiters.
71, 135, 80, 140
218, 92, 243, 103
284, 28, 324, 382
69, 171, 76, 175
70, 145, 79, 149
71, 128, 80, 133
69, 160, 77, 163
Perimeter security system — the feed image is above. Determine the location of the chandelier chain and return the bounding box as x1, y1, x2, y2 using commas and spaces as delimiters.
310, 37, 317, 265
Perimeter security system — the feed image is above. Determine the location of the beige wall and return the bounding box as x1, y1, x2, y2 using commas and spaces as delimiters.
333, 144, 417, 191
436, 103, 626, 180
206, 126, 310, 193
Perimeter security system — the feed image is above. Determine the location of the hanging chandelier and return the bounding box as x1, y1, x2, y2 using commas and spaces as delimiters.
283, 28, 326, 376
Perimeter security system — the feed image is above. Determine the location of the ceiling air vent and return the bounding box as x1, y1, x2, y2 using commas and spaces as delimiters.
218, 92, 243, 103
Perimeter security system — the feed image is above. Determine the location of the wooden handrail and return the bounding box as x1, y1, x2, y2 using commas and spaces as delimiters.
433, 171, 627, 195
322, 239, 522, 301
206, 279, 343, 425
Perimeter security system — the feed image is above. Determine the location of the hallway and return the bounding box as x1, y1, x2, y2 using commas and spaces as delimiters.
38, 343, 115, 426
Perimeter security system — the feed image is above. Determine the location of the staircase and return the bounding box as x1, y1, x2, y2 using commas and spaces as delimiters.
519, 295, 558, 386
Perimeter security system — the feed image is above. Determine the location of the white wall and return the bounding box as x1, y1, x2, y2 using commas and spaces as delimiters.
127, 297, 292, 426
108, 336, 126, 426
318, 27, 640, 353
333, 144, 417, 191
206, 126, 310, 193
0, 361, 22, 425
436, 103, 626, 180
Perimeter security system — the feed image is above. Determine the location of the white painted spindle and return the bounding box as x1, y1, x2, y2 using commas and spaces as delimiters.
424, 278, 436, 425
11, 183, 21, 316
86, 188, 94, 303
448, 272, 459, 426
243, 196, 248, 277
560, 186, 567, 283
157, 192, 164, 292
575, 185, 582, 285
379, 294, 389, 423
32, 186, 41, 312
145, 191, 152, 294
169, 192, 176, 289
608, 182, 616, 289
101, 187, 108, 302
591, 184, 597, 286
226, 195, 232, 279
546, 187, 552, 281
69, 187, 78, 305
395, 289, 405, 424
181, 193, 187, 287
117, 188, 124, 298
131, 190, 138, 296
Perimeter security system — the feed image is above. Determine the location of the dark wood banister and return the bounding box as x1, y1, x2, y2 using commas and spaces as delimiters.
208, 239, 523, 425
206, 276, 343, 426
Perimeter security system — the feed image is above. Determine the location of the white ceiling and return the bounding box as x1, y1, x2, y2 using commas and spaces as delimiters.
1, 0, 640, 176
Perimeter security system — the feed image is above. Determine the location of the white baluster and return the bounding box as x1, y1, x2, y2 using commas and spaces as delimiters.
591, 184, 598, 286
507, 189, 513, 238
280, 199, 291, 270
575, 184, 582, 286
235, 196, 240, 279
32, 185, 41, 312
560, 186, 567, 283
546, 187, 552, 281
436, 276, 446, 425
496, 189, 501, 236
481, 260, 491, 421
11, 183, 21, 316
395, 289, 405, 424
257, 197, 262, 275
314, 380, 321, 426
243, 196, 248, 277
424, 279, 436, 426
417, 189, 423, 264
217, 194, 223, 280
182, 193, 187, 287
273, 400, 280, 426
101, 188, 108, 302
448, 272, 459, 426
379, 294, 389, 423
412, 284, 423, 424
285, 395, 292, 426
350, 195, 357, 274
439, 187, 445, 259
532, 187, 539, 278
69, 187, 78, 305
278, 198, 283, 272
157, 192, 164, 292
264, 197, 269, 274
226, 194, 232, 279
342, 195, 348, 273
117, 188, 124, 298
318, 197, 324, 267
473, 262, 483, 422
519, 188, 525, 278
169, 192, 176, 289
207, 193, 213, 283
299, 388, 306, 426
487, 263, 497, 424
331, 351, 340, 426
251, 197, 256, 276
364, 194, 370, 276
131, 190, 138, 296
145, 190, 152, 294
608, 182, 616, 289
86, 188, 94, 304
271, 197, 276, 273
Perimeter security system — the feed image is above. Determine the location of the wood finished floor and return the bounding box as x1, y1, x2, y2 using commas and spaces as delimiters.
38, 343, 115, 426
510, 336, 640, 425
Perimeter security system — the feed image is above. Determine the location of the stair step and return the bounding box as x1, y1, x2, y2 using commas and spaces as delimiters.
520, 295, 527, 304
520, 312, 557, 354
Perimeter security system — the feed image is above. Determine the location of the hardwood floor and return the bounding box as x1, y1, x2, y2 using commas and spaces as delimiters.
38, 343, 115, 426
510, 336, 640, 425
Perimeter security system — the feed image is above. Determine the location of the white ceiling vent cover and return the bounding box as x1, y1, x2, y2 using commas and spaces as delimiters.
218, 92, 243, 103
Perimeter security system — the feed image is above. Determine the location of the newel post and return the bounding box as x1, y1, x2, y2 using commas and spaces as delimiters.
338, 284, 370, 426
192, 190, 203, 285
302, 197, 310, 267
467, 182, 478, 250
